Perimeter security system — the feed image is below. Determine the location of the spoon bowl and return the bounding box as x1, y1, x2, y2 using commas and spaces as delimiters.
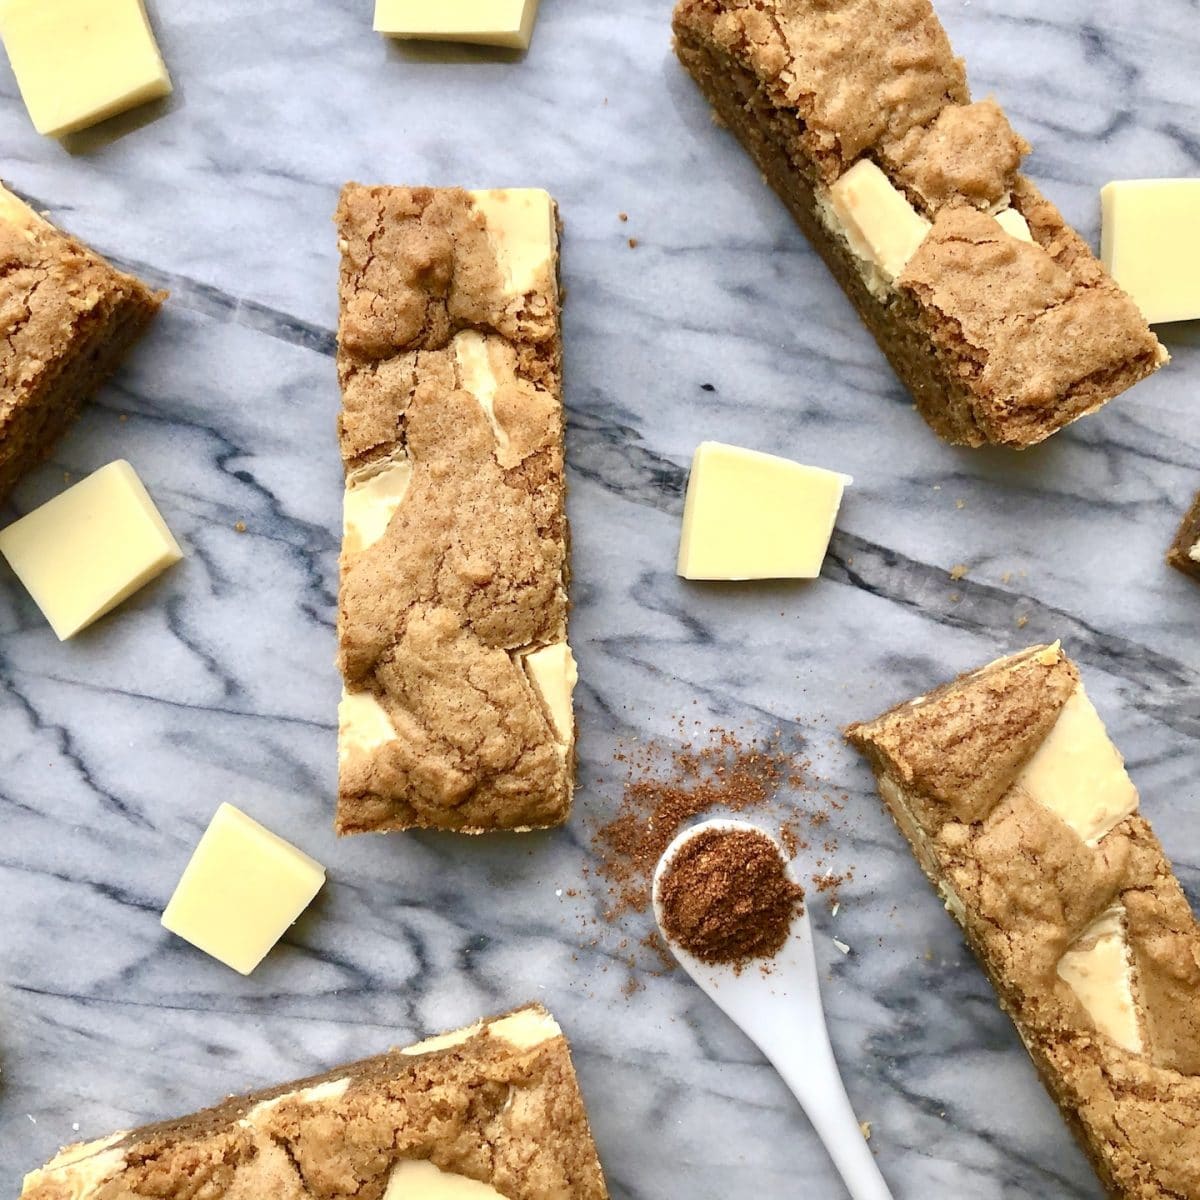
653, 818, 893, 1200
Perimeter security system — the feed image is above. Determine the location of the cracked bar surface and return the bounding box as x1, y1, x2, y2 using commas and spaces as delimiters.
672, 0, 1166, 448
848, 645, 1200, 1200
0, 185, 164, 501
21, 1003, 609, 1200
1166, 490, 1200, 584
334, 185, 574, 834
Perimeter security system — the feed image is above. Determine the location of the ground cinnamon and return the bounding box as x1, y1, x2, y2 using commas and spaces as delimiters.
658, 827, 805, 971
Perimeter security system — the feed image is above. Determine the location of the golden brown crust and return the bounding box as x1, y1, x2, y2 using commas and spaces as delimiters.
22, 1005, 609, 1200
671, 0, 1166, 448
0, 209, 164, 501
1166, 489, 1200, 583
848, 646, 1200, 1200
334, 186, 571, 834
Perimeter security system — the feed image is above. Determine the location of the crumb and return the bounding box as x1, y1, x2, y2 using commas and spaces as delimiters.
1001, 571, 1013, 584
618, 212, 628, 222
955, 499, 966, 510
860, 1121, 872, 1141
949, 563, 969, 581
1017, 615, 1029, 628
234, 521, 247, 533
119, 414, 128, 423
628, 237, 639, 249
833, 938, 851, 955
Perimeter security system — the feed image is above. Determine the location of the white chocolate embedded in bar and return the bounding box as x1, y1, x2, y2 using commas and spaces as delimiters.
338, 689, 399, 763
827, 159, 932, 283
471, 187, 558, 299
383, 1161, 507, 1198
1012, 685, 1138, 845
522, 642, 578, 745
343, 455, 413, 554
1057, 906, 1143, 1053
994, 208, 1034, 242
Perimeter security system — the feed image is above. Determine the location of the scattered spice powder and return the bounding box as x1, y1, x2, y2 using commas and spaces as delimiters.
658, 827, 805, 972
593, 728, 800, 919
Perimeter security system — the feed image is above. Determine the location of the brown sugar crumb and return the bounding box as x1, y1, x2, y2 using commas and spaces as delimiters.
618, 212, 629, 222
628, 237, 639, 249
234, 520, 247, 534
658, 827, 804, 972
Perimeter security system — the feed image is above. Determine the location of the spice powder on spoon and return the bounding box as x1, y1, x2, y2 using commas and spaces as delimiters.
658, 826, 805, 973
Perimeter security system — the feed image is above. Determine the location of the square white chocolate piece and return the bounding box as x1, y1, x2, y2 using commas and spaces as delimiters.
161, 803, 325, 976
0, 0, 172, 139
0, 460, 183, 640
1101, 179, 1200, 325
374, 0, 541, 50
677, 441, 850, 581
828, 159, 931, 281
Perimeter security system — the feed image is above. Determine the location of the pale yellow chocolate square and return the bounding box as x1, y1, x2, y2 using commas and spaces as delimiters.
374, 0, 541, 49
1101, 179, 1200, 325
161, 803, 325, 976
677, 441, 850, 581
0, 0, 172, 138
828, 159, 931, 281
0, 460, 183, 640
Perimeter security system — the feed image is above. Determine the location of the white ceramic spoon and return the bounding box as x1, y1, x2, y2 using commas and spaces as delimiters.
652, 818, 893, 1200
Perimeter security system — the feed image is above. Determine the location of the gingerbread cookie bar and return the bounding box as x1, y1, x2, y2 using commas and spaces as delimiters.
672, 0, 1166, 449
22, 1004, 610, 1199
334, 185, 575, 834
0, 185, 164, 502
1166, 490, 1200, 584
848, 645, 1200, 1199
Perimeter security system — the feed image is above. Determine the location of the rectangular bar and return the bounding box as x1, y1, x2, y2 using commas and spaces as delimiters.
671, 0, 1167, 449
0, 185, 164, 501
334, 185, 575, 834
847, 645, 1200, 1200
21, 1004, 610, 1199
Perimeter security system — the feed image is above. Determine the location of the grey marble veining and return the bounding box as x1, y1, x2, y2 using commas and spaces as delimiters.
1, 0, 1198, 1196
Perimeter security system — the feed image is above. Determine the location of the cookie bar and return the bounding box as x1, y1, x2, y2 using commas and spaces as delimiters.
0, 185, 163, 502
1166, 490, 1200, 584
22, 1004, 609, 1199
847, 645, 1200, 1200
672, 0, 1166, 449
334, 185, 574, 834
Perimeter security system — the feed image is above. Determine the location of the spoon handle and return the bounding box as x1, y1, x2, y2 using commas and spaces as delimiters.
763, 1020, 893, 1200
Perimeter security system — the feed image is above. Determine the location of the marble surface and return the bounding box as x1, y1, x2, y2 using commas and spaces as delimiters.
1, 0, 1198, 1196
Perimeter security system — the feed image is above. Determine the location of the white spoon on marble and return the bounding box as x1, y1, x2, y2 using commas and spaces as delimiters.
653, 818, 893, 1200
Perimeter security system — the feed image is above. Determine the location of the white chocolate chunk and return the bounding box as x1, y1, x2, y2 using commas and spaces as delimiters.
0, 0, 172, 139
677, 441, 850, 580
1189, 542, 1200, 565
374, 0, 541, 50
0, 183, 45, 230
452, 330, 510, 446
1056, 906, 1143, 1053
1101, 179, 1200, 325
470, 188, 556, 299
383, 1159, 507, 1199
1014, 685, 1138, 845
0, 460, 183, 640
338, 689, 399, 762
401, 1007, 560, 1057
160, 804, 325, 976
994, 208, 1034, 242
521, 642, 577, 745
22, 1137, 127, 1199
343, 455, 413, 554
827, 160, 931, 282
